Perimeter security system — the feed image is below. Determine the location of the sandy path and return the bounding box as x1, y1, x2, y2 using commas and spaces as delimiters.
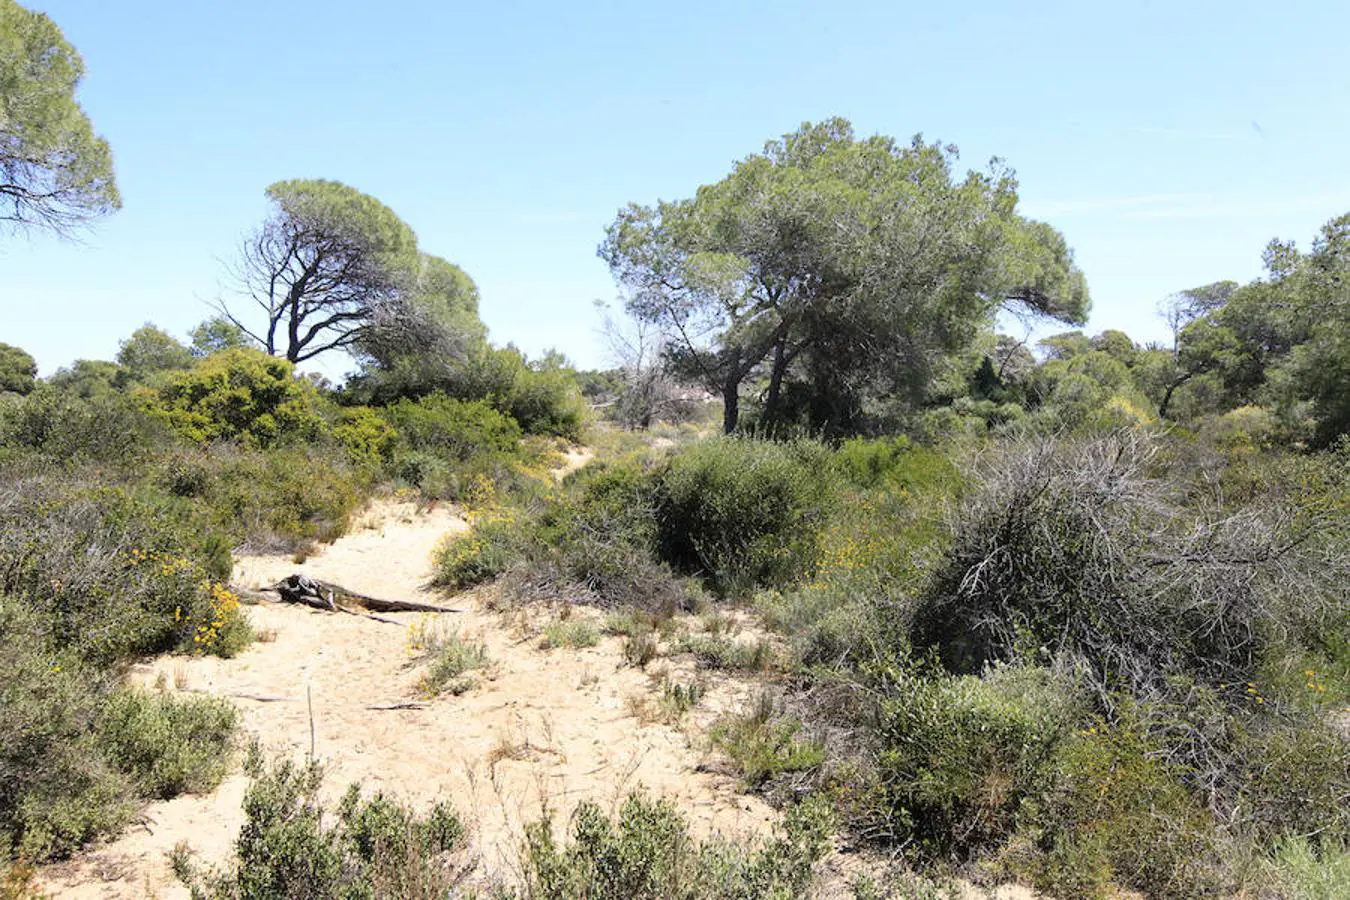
39, 497, 774, 898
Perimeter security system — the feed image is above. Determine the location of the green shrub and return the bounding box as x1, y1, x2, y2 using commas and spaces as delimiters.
0, 475, 251, 663
677, 633, 774, 671
142, 348, 326, 448
656, 437, 836, 596
710, 695, 826, 788
386, 393, 521, 461
518, 790, 832, 900
866, 664, 1083, 861
541, 616, 600, 650
1265, 837, 1350, 900
175, 751, 469, 899
1, 604, 240, 863
1235, 718, 1350, 846
436, 458, 697, 612
99, 690, 237, 799
0, 604, 131, 860
411, 628, 489, 697
0, 387, 167, 466
331, 406, 398, 469
1015, 720, 1226, 899
436, 505, 541, 588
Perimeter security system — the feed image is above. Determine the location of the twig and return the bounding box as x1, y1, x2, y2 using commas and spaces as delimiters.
365, 702, 430, 711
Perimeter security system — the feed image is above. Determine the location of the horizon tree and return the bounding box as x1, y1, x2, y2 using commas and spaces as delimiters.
1, 0, 119, 235
600, 118, 1088, 433
220, 179, 421, 364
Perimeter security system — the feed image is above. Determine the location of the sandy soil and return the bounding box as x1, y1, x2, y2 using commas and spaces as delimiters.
39, 497, 775, 898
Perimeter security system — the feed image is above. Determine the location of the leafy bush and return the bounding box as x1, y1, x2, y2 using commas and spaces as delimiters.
436, 458, 697, 612
0, 475, 251, 663
1012, 719, 1226, 899
518, 790, 833, 900
99, 690, 237, 799
142, 348, 326, 448
710, 695, 826, 788
1, 603, 240, 862
864, 664, 1084, 861
331, 406, 398, 469
0, 387, 168, 466
656, 437, 836, 596
677, 633, 774, 671
408, 625, 489, 697
386, 393, 520, 461
541, 616, 600, 649
1265, 837, 1350, 900
175, 751, 468, 899
0, 604, 130, 860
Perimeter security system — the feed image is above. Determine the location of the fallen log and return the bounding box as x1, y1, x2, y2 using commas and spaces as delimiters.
267, 574, 463, 615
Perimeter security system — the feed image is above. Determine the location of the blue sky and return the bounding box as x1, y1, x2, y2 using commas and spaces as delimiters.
5, 0, 1349, 377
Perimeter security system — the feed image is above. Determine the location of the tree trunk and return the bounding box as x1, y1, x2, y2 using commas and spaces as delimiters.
1158, 371, 1194, 420
722, 379, 740, 434
763, 340, 789, 431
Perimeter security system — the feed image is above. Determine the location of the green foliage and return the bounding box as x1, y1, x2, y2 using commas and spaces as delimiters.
150, 442, 365, 551
0, 343, 36, 395
189, 316, 253, 358
711, 695, 825, 788
143, 348, 326, 448
387, 393, 520, 461
436, 457, 694, 612
1, 603, 239, 863
45, 358, 123, 399
330, 406, 397, 469
656, 437, 835, 596
0, 474, 251, 663
677, 633, 774, 671
602, 117, 1087, 433
177, 752, 468, 899
0, 0, 120, 234
1265, 837, 1350, 900
413, 629, 489, 697
518, 790, 833, 900
0, 385, 167, 466
116, 324, 193, 379
541, 616, 600, 650
0, 603, 129, 860
98, 690, 237, 800
866, 664, 1083, 861
1013, 720, 1225, 899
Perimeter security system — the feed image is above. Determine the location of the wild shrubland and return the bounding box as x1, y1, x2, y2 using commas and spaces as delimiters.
0, 329, 586, 876
434, 414, 1348, 896
4, 105, 1349, 895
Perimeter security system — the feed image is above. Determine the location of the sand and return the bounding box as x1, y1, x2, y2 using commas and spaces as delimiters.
38, 497, 775, 898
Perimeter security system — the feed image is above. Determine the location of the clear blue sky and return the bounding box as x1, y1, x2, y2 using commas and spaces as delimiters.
5, 0, 1349, 377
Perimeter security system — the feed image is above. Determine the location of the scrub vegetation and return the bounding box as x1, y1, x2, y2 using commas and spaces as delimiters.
2, 6, 1347, 893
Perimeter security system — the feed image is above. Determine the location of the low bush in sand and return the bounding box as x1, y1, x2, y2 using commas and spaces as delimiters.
173, 749, 469, 899
710, 693, 826, 790
410, 626, 490, 697
655, 437, 836, 597
540, 615, 600, 650
0, 474, 252, 664
438, 438, 835, 608
515, 790, 834, 900
1, 603, 239, 863
98, 690, 237, 799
